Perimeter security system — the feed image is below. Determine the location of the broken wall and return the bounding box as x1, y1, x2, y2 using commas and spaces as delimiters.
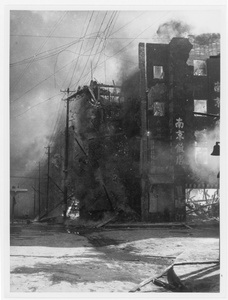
140, 37, 220, 222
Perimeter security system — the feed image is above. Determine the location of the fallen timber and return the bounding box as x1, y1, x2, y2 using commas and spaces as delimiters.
129, 260, 220, 292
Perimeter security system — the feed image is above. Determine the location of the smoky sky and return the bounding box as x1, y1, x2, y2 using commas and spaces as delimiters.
157, 20, 192, 39
9, 9, 222, 183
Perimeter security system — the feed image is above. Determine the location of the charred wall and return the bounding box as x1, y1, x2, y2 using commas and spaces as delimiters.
139, 37, 220, 222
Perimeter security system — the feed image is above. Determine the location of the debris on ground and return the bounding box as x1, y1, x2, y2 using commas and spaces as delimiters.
129, 260, 220, 293
95, 213, 119, 228
10, 223, 220, 293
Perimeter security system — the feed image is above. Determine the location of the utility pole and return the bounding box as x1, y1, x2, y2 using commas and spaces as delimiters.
33, 178, 36, 218
61, 88, 76, 218
38, 162, 41, 220
45, 145, 51, 213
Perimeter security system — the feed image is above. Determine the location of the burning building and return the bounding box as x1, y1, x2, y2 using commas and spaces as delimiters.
45, 36, 220, 223
139, 37, 220, 222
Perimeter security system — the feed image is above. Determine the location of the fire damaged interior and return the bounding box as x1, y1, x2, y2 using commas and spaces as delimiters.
139, 37, 220, 222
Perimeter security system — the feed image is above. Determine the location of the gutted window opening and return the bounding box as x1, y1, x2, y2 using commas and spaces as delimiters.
194, 129, 208, 165
194, 100, 207, 116
195, 146, 208, 165
153, 66, 164, 79
193, 60, 207, 76
194, 129, 207, 144
153, 102, 165, 116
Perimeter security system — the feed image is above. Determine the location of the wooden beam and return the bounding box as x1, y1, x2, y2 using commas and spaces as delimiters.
129, 260, 219, 292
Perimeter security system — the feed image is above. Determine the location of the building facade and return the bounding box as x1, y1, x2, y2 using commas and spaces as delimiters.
139, 37, 220, 222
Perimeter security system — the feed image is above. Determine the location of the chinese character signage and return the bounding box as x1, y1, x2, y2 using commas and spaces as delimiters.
213, 81, 220, 108
214, 82, 220, 93
175, 117, 185, 166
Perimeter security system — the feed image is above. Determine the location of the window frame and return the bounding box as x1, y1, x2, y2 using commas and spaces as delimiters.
153, 65, 164, 79
194, 99, 207, 116
153, 102, 165, 116
193, 60, 207, 76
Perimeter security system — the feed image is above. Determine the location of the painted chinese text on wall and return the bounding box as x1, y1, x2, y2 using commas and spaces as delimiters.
175, 117, 185, 165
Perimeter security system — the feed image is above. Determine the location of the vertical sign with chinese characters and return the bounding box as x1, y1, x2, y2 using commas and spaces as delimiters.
213, 81, 220, 109
175, 117, 185, 166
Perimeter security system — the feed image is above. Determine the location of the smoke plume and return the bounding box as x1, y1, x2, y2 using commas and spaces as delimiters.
157, 20, 192, 40
186, 123, 220, 185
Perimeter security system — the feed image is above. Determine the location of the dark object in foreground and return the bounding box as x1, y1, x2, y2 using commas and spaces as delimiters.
129, 260, 219, 293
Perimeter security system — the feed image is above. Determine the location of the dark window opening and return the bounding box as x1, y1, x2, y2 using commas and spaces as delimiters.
153, 102, 165, 116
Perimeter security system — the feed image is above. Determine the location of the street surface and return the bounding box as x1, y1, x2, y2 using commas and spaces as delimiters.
10, 222, 220, 293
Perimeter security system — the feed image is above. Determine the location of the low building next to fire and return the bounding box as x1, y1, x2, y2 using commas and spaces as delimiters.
139, 37, 220, 222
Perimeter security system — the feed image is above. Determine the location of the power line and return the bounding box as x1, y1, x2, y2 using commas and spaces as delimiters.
10, 11, 172, 188
71, 11, 109, 90
101, 12, 120, 84
11, 35, 170, 41
61, 12, 90, 88
50, 62, 75, 146
49, 14, 96, 150
10, 39, 80, 66
10, 11, 145, 41
70, 12, 171, 89
12, 12, 68, 91
108, 11, 146, 37
75, 11, 135, 86
10, 35, 171, 68
10, 31, 102, 67
10, 40, 81, 67
104, 53, 138, 65
11, 11, 171, 105
31, 38, 89, 152
11, 37, 106, 105
82, 11, 116, 85
49, 13, 94, 147
10, 11, 170, 109
68, 11, 94, 87
49, 98, 65, 148
11, 93, 61, 119
73, 11, 119, 87
10, 34, 97, 39
73, 11, 108, 88
90, 12, 173, 87
85, 11, 118, 85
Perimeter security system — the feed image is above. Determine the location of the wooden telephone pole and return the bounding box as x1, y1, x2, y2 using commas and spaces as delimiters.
61, 88, 77, 218
45, 145, 51, 213
38, 162, 41, 219
33, 178, 36, 218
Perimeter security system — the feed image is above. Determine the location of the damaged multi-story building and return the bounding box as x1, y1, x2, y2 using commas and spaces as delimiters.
139, 37, 220, 222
